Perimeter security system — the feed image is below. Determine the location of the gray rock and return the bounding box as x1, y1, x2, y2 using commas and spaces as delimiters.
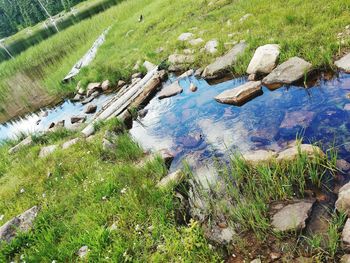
157, 170, 184, 188
247, 44, 280, 74
189, 38, 204, 46
91, 91, 100, 98
8, 136, 33, 154
39, 145, 58, 158
202, 41, 247, 79
335, 53, 350, 73
77, 245, 89, 258
242, 150, 277, 165
72, 94, 84, 102
215, 81, 262, 105
250, 259, 261, 263
62, 138, 80, 150
204, 224, 235, 245
143, 61, 156, 72
168, 54, 195, 65
138, 109, 148, 119
336, 182, 350, 216
85, 104, 97, 114
342, 219, 350, 249
71, 115, 86, 124
117, 80, 126, 88
341, 254, 350, 263
0, 206, 39, 243
101, 80, 111, 92
132, 72, 143, 79
189, 83, 197, 92
271, 199, 315, 232
81, 96, 94, 105
178, 32, 194, 41
86, 82, 101, 97
204, 39, 218, 54
158, 81, 183, 99
262, 57, 312, 86
276, 144, 325, 162
337, 159, 350, 172
102, 138, 116, 151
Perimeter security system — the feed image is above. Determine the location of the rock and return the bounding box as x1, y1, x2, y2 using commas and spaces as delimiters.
71, 115, 86, 124
91, 91, 100, 98
202, 41, 247, 79
81, 96, 94, 105
102, 138, 116, 151
138, 109, 148, 118
239, 13, 252, 22
62, 138, 80, 150
72, 94, 84, 102
0, 206, 39, 243
270, 199, 315, 232
178, 32, 194, 41
247, 44, 280, 75
341, 255, 350, 263
248, 74, 256, 81
335, 53, 350, 73
101, 80, 111, 92
337, 159, 350, 172
168, 54, 195, 65
276, 144, 325, 162
85, 104, 97, 114
132, 72, 143, 79
189, 38, 204, 46
39, 145, 58, 158
183, 48, 194, 55
189, 83, 197, 92
8, 136, 33, 154
204, 224, 235, 245
77, 87, 85, 95
158, 149, 174, 168
86, 82, 101, 97
204, 39, 218, 54
336, 182, 350, 216
77, 245, 89, 258
250, 259, 261, 263
157, 170, 184, 188
262, 57, 312, 86
343, 219, 350, 249
143, 61, 156, 72
280, 111, 315, 129
270, 252, 281, 260
158, 81, 183, 99
194, 68, 203, 77
117, 80, 126, 88
242, 150, 277, 165
215, 81, 262, 105
177, 69, 194, 79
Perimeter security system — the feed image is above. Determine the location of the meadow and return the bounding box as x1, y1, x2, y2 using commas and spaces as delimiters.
0, 0, 349, 122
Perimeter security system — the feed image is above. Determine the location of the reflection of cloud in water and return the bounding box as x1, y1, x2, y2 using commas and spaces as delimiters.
198, 118, 251, 153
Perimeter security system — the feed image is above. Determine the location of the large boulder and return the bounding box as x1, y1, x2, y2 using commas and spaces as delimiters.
335, 53, 350, 73
215, 81, 262, 105
158, 81, 183, 99
71, 115, 86, 124
276, 144, 324, 162
8, 136, 33, 154
270, 199, 315, 232
202, 41, 247, 79
336, 182, 350, 216
101, 80, 111, 92
0, 206, 39, 243
262, 57, 312, 86
247, 44, 280, 75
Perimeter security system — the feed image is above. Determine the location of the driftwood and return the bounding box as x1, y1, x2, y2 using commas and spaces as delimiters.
81, 65, 163, 137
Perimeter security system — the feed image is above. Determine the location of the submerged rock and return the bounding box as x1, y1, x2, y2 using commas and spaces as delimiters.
8, 136, 33, 154
335, 53, 350, 73
262, 57, 312, 86
202, 41, 247, 79
39, 145, 58, 158
247, 44, 280, 75
158, 81, 183, 99
157, 170, 184, 189
270, 199, 315, 232
280, 110, 315, 129
215, 81, 262, 105
0, 206, 39, 243
276, 144, 324, 162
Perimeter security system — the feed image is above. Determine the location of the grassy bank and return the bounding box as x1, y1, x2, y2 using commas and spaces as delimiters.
0, 0, 349, 122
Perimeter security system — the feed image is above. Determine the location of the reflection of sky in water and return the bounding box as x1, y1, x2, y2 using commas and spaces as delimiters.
130, 73, 350, 170
0, 93, 114, 141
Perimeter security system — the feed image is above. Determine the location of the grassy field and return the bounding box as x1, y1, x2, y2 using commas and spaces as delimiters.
0, 0, 349, 122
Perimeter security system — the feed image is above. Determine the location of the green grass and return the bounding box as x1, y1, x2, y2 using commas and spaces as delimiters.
0, 0, 349, 122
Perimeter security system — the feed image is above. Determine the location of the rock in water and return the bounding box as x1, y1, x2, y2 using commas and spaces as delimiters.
39, 145, 58, 158
158, 81, 183, 99
247, 44, 280, 75
85, 104, 97, 114
215, 81, 262, 105
336, 182, 350, 216
335, 53, 350, 73
262, 57, 312, 86
0, 206, 39, 243
270, 199, 315, 232
202, 41, 247, 79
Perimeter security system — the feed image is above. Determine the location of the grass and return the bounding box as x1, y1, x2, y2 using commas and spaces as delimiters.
0, 0, 349, 122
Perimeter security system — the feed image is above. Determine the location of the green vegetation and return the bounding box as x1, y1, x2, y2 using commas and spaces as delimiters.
0, 0, 350, 122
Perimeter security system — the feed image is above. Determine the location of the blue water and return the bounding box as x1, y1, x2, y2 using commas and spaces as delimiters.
130, 73, 350, 170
